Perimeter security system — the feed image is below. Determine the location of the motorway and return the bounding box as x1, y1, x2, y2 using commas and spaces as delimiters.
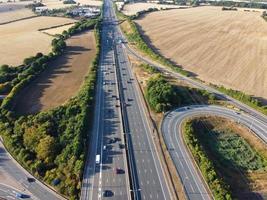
162, 105, 267, 200
81, 0, 172, 199
0, 140, 63, 200
80, 2, 130, 200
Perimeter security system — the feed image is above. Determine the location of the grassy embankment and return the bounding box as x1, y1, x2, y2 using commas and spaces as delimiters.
0, 18, 101, 199
183, 117, 267, 200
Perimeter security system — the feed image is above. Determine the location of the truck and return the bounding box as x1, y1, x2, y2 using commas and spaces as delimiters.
96, 154, 100, 164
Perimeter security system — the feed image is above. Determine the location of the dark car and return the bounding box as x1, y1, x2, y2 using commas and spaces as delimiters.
27, 177, 35, 183
119, 143, 125, 149
103, 190, 113, 197
107, 138, 114, 144
115, 168, 125, 174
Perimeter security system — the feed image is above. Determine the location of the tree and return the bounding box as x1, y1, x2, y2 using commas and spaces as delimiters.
36, 135, 58, 163
23, 126, 44, 151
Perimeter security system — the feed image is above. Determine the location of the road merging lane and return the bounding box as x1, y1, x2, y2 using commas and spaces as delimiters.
162, 105, 267, 200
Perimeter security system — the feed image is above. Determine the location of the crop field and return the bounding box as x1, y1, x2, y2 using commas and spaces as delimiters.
0, 9, 36, 24
136, 6, 267, 100
14, 30, 96, 115
0, 1, 36, 24
0, 16, 76, 66
122, 2, 187, 16
37, 0, 102, 10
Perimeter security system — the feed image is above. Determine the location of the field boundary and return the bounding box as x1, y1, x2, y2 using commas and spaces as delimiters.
38, 22, 76, 31
0, 15, 38, 25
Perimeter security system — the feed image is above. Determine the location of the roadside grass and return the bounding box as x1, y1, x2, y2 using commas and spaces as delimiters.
186, 116, 267, 199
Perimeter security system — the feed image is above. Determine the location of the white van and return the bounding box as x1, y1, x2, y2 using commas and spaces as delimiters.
96, 154, 100, 164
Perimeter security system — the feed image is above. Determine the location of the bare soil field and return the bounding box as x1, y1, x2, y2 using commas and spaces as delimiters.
136, 6, 267, 100
0, 16, 76, 66
122, 2, 187, 16
14, 30, 96, 115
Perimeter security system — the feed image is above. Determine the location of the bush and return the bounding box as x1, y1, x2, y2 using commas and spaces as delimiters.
145, 75, 180, 112
183, 121, 233, 200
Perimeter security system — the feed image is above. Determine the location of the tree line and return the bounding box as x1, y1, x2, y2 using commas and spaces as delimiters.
0, 18, 101, 199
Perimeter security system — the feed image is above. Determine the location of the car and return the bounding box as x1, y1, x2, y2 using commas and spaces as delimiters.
107, 138, 114, 144
115, 168, 125, 174
127, 98, 132, 102
15, 192, 30, 199
119, 143, 125, 149
103, 145, 107, 150
103, 190, 113, 197
27, 177, 35, 182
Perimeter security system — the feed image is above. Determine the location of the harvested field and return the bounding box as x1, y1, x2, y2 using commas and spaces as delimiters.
136, 6, 267, 100
0, 16, 76, 66
0, 1, 36, 24
14, 30, 96, 115
122, 2, 187, 16
36, 0, 102, 10
0, 9, 35, 24
41, 24, 75, 36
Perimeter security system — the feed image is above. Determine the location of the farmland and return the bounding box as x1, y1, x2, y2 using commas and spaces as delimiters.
0, 16, 76, 66
121, 2, 186, 16
0, 1, 36, 24
136, 6, 267, 100
14, 30, 96, 115
36, 0, 102, 10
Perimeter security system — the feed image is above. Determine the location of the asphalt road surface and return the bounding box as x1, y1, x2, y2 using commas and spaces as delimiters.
80, 2, 130, 200
0, 140, 63, 200
162, 105, 267, 200
81, 0, 172, 199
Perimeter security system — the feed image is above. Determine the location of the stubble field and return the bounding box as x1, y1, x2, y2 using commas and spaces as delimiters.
136, 6, 267, 100
122, 2, 187, 16
14, 30, 96, 115
0, 16, 76, 66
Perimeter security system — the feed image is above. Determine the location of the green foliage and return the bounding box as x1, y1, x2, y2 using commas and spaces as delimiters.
63, 0, 76, 4
216, 85, 267, 115
0, 18, 101, 199
209, 0, 267, 9
139, 63, 159, 74
202, 130, 267, 171
145, 75, 180, 112
183, 121, 233, 200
